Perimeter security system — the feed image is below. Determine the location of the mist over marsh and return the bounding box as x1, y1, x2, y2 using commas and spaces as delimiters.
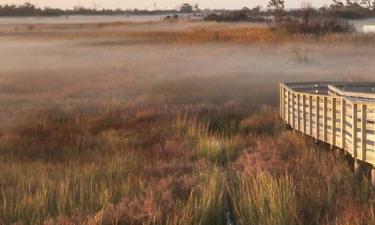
1, 18, 375, 224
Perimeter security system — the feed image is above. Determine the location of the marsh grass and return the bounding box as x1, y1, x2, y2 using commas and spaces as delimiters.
230, 170, 297, 225
174, 114, 246, 166
235, 129, 375, 225
2, 105, 375, 224
240, 105, 282, 136
196, 135, 245, 166
168, 168, 226, 225
0, 151, 145, 224
0, 107, 197, 224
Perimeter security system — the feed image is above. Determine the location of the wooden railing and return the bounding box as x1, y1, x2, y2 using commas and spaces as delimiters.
280, 82, 375, 168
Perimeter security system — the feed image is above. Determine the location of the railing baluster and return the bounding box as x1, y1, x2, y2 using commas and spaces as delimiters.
316, 95, 320, 140
323, 97, 327, 142
297, 94, 301, 131
287, 91, 290, 125
292, 93, 295, 129
361, 104, 367, 161
332, 98, 336, 147
280, 85, 284, 119
302, 94, 306, 133
309, 95, 313, 136
352, 103, 358, 159
341, 99, 346, 150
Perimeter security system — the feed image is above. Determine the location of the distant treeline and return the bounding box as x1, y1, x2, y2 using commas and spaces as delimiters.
326, 0, 375, 19
204, 1, 375, 23
0, 3, 182, 17
1, 1, 375, 19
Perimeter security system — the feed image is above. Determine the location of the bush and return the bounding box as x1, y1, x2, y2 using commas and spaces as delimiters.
204, 12, 266, 22
275, 16, 355, 34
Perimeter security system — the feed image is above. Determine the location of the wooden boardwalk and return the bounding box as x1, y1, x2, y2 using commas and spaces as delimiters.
280, 82, 375, 185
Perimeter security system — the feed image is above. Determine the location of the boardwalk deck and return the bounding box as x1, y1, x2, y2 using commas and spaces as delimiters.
280, 82, 375, 186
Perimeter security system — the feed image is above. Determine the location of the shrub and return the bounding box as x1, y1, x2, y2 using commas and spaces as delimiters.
240, 105, 282, 136
276, 16, 355, 34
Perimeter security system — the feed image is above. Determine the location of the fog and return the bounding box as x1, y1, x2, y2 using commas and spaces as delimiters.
1, 19, 375, 129
0, 15, 166, 25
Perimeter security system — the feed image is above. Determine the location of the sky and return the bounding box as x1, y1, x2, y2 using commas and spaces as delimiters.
0, 0, 332, 10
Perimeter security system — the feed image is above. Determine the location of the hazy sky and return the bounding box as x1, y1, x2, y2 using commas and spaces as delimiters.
0, 0, 332, 10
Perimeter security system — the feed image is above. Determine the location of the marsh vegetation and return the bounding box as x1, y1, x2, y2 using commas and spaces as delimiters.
1, 20, 375, 224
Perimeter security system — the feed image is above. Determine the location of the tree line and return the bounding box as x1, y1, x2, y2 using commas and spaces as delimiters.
0, 2, 197, 17
269, 0, 375, 19
1, 1, 375, 19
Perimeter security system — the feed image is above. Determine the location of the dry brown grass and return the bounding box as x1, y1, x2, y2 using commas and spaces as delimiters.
2, 21, 375, 45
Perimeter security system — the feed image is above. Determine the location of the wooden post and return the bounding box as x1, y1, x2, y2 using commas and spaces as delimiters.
297, 94, 301, 131
279, 85, 282, 118
371, 167, 375, 189
361, 104, 367, 161
280, 85, 284, 119
309, 95, 313, 136
332, 98, 336, 148
341, 99, 346, 149
292, 93, 295, 129
316, 95, 320, 140
283, 86, 286, 120
354, 159, 361, 175
352, 103, 358, 158
286, 90, 291, 125
323, 97, 327, 142
302, 95, 306, 133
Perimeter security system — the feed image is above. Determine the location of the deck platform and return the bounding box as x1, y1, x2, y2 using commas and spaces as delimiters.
280, 82, 375, 186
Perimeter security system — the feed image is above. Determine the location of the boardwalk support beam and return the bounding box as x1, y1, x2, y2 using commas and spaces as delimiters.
354, 159, 361, 175
371, 167, 375, 189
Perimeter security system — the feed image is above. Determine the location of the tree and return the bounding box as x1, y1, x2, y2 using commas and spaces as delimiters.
301, 1, 314, 27
332, 0, 344, 7
194, 3, 200, 12
268, 0, 285, 12
180, 3, 193, 13
360, 0, 375, 9
268, 0, 285, 27
252, 5, 262, 14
